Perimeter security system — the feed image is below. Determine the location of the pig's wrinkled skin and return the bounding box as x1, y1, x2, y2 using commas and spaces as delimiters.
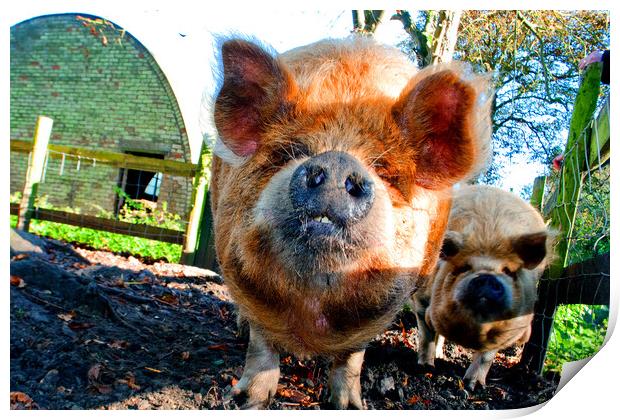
413, 185, 553, 391
208, 36, 492, 408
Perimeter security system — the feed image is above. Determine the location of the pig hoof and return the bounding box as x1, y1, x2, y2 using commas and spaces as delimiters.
417, 354, 435, 368
463, 377, 485, 392
329, 388, 364, 409
227, 387, 271, 409
227, 376, 278, 409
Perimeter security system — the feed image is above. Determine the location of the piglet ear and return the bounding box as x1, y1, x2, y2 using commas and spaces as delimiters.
393, 69, 484, 190
512, 231, 548, 269
214, 39, 296, 157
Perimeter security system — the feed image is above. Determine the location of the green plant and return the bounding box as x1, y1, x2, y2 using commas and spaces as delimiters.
10, 193, 184, 262
545, 304, 608, 372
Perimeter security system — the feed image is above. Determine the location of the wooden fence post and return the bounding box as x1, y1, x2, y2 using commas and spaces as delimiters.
17, 116, 53, 232
181, 143, 211, 266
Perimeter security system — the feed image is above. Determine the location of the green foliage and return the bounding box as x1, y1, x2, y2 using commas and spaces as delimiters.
110, 187, 185, 231
568, 165, 610, 264
545, 304, 608, 372
10, 193, 184, 262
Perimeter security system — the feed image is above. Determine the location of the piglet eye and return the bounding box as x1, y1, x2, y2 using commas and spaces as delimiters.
452, 264, 471, 276
502, 267, 517, 278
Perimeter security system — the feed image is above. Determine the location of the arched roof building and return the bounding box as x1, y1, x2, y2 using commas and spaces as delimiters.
11, 13, 193, 216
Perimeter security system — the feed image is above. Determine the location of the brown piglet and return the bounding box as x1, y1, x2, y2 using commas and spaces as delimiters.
208, 36, 492, 408
412, 185, 553, 391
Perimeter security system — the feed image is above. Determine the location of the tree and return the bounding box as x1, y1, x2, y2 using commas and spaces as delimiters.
453, 11, 609, 184
351, 10, 385, 35
390, 10, 461, 66
361, 10, 609, 187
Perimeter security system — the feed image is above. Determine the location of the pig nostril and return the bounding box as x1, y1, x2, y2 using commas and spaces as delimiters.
306, 167, 326, 188
345, 174, 367, 198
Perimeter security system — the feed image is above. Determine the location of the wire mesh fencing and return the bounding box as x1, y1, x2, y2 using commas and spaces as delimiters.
520, 95, 610, 377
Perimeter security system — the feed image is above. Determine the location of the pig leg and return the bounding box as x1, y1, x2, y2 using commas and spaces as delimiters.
463, 350, 497, 391
414, 306, 437, 367
230, 324, 280, 409
434, 334, 445, 360
328, 349, 365, 409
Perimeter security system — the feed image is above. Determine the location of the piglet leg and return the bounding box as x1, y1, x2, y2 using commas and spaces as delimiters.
230, 324, 280, 409
414, 306, 437, 367
463, 350, 497, 391
328, 349, 366, 409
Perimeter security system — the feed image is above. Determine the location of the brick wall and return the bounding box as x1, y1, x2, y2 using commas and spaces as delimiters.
10, 13, 193, 217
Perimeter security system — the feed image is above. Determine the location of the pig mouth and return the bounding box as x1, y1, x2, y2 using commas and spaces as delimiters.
291, 210, 359, 248
273, 208, 373, 272
302, 212, 340, 236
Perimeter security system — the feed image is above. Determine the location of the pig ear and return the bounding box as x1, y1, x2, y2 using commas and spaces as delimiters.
393, 69, 479, 190
512, 231, 548, 269
214, 39, 296, 157
440, 231, 463, 260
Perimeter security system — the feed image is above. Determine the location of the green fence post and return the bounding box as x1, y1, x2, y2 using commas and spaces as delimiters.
521, 62, 604, 374
548, 62, 602, 278
530, 175, 546, 213
181, 143, 211, 266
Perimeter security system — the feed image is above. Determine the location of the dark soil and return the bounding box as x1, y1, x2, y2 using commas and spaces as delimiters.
10, 229, 559, 410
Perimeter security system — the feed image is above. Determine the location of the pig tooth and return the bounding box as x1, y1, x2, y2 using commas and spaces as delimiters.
312, 215, 333, 224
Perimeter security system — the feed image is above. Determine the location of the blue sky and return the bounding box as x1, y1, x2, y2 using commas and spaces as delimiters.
7, 1, 599, 192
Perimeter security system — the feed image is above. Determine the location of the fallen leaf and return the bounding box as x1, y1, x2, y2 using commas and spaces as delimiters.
407, 395, 421, 405
95, 384, 113, 394
10, 391, 38, 409
109, 278, 125, 288
288, 389, 311, 404
117, 372, 140, 390
68, 321, 94, 330
109, 340, 129, 349
57, 311, 76, 322
207, 343, 227, 351
277, 387, 310, 404
12, 253, 29, 261
144, 367, 161, 374
10, 275, 26, 288
158, 293, 179, 305
181, 351, 190, 360
88, 364, 115, 394
231, 377, 238, 387
88, 364, 102, 381
167, 282, 189, 290
425, 372, 433, 379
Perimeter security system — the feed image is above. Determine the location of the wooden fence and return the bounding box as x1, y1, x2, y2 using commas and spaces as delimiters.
519, 62, 610, 374
11, 116, 216, 269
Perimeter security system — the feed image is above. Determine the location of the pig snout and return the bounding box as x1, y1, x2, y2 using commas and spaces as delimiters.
289, 151, 375, 229
463, 274, 512, 315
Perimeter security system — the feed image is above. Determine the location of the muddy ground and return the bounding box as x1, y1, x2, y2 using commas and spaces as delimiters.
10, 229, 559, 410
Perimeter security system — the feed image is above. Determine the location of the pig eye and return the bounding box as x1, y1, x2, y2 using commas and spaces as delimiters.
502, 267, 517, 278
270, 141, 310, 165
452, 264, 471, 276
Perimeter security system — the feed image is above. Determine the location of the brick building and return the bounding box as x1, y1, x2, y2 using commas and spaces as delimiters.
10, 13, 193, 217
